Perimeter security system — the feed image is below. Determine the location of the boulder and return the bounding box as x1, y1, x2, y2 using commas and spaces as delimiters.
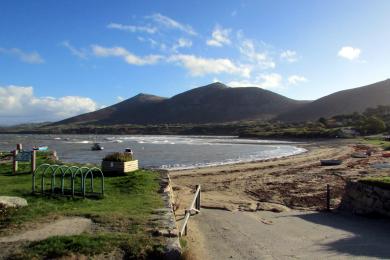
0, 196, 28, 208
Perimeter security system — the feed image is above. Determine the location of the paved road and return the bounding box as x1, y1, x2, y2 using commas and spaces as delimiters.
192, 209, 390, 260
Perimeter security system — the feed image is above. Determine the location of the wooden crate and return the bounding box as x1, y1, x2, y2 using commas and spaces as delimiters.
101, 160, 139, 173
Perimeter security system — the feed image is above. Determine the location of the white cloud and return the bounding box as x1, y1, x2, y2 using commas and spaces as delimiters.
288, 75, 307, 85
0, 47, 44, 64
148, 13, 197, 35
107, 23, 157, 34
117, 96, 125, 102
169, 54, 251, 77
228, 73, 282, 89
280, 50, 298, 63
61, 41, 87, 59
172, 38, 192, 52
206, 25, 231, 47
338, 46, 361, 60
238, 39, 275, 69
91, 45, 162, 65
0, 85, 98, 124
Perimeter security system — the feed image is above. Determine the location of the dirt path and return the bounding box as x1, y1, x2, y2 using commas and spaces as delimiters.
0, 217, 91, 243
188, 209, 390, 259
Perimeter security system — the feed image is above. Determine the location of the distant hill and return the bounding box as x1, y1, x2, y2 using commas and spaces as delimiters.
54, 80, 390, 125
54, 82, 307, 125
277, 79, 390, 122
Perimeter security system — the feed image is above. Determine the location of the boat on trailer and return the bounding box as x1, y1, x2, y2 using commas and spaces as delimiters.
33, 146, 48, 151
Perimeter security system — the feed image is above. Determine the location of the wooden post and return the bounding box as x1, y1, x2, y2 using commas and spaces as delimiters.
31, 150, 36, 173
16, 143, 22, 151
12, 150, 18, 174
198, 186, 201, 211
326, 184, 331, 211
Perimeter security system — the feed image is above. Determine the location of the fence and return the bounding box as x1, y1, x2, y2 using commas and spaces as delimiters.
32, 164, 104, 198
179, 184, 201, 237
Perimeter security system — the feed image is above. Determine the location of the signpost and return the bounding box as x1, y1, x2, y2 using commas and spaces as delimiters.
15, 151, 33, 162
12, 144, 36, 174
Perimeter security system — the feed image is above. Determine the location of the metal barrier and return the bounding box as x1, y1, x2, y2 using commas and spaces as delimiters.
32, 164, 104, 198
179, 184, 201, 237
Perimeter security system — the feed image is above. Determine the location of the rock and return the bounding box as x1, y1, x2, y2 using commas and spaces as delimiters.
164, 238, 181, 260
0, 196, 28, 208
257, 202, 290, 213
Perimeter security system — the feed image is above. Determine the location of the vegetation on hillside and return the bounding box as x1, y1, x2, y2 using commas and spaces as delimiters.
1, 105, 390, 139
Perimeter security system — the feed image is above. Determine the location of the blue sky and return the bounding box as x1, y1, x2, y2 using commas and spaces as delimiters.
0, 0, 390, 124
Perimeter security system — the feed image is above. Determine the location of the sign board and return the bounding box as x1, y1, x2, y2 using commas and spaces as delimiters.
15, 151, 32, 162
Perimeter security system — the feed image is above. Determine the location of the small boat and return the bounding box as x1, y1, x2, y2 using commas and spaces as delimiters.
383, 153, 390, 158
351, 152, 368, 158
91, 143, 104, 151
33, 146, 48, 151
114, 140, 123, 143
320, 159, 342, 166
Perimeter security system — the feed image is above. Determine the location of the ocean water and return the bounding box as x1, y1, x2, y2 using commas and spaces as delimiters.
0, 134, 306, 170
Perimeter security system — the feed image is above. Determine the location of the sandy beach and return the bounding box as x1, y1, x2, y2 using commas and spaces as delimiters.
170, 139, 390, 259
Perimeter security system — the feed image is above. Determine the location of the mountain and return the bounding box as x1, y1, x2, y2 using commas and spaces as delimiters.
277, 79, 390, 122
54, 82, 307, 125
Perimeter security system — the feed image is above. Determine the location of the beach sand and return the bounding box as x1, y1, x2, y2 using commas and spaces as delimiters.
170, 139, 390, 259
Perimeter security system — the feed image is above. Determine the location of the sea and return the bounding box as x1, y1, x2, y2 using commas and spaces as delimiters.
0, 134, 306, 170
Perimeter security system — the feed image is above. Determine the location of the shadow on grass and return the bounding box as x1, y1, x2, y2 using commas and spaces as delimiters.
296, 211, 390, 258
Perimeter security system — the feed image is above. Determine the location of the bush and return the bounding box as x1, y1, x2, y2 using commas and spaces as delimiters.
103, 152, 133, 162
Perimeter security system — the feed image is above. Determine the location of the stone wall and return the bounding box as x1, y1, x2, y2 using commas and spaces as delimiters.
149, 170, 181, 259
340, 180, 390, 217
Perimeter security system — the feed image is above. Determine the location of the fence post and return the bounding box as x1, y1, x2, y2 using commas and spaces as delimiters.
12, 150, 18, 174
198, 186, 201, 210
195, 184, 200, 212
16, 143, 22, 151
326, 184, 330, 211
31, 150, 36, 173
185, 209, 189, 235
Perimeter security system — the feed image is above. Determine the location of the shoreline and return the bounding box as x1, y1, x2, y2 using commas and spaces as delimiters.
170, 138, 389, 213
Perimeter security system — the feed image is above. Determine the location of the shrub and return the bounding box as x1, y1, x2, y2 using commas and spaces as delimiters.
103, 152, 133, 162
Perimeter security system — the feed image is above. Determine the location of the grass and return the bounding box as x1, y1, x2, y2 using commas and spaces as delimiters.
0, 152, 164, 258
360, 137, 390, 149
12, 233, 165, 259
359, 177, 390, 190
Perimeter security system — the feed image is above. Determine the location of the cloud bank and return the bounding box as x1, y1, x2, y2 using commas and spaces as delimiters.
0, 85, 98, 125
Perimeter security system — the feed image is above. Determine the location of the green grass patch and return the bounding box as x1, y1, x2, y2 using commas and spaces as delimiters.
11, 233, 165, 259
360, 137, 390, 149
0, 152, 164, 258
359, 177, 390, 190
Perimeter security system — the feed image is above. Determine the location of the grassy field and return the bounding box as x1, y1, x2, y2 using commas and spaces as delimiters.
0, 152, 165, 259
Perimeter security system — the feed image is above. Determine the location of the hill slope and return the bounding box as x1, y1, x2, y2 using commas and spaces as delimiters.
277, 79, 390, 122
55, 82, 306, 125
